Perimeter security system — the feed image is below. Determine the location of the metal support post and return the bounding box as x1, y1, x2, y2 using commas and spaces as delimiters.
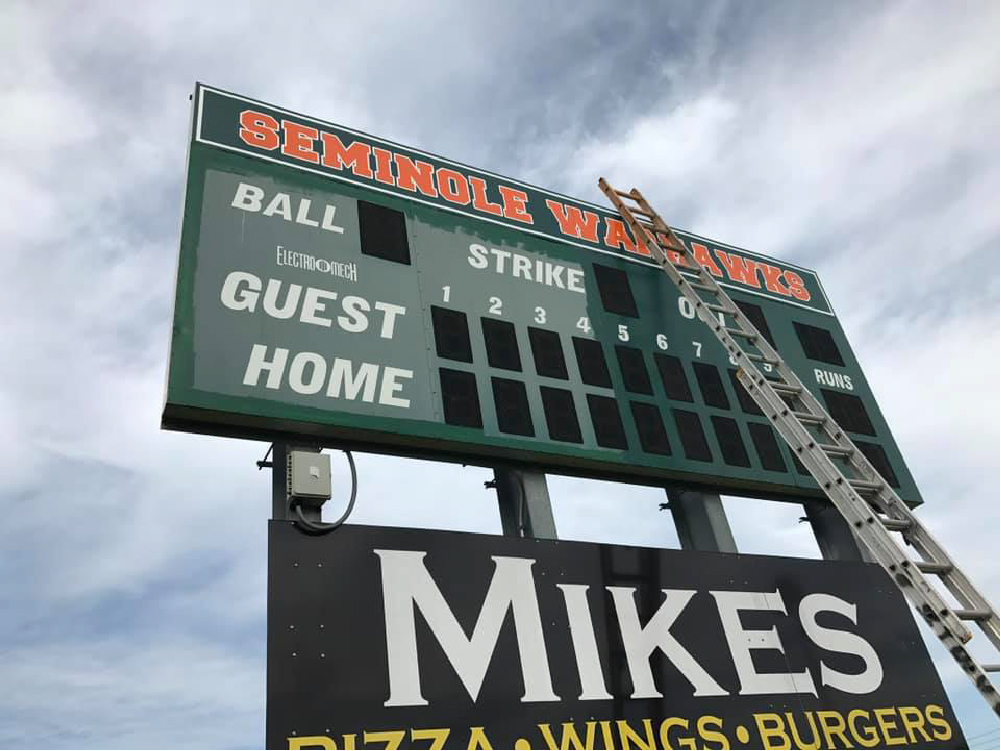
271, 442, 290, 521
803, 499, 868, 561
665, 488, 738, 553
493, 468, 557, 540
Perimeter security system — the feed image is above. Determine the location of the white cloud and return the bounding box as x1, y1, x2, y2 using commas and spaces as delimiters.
0, 0, 997, 746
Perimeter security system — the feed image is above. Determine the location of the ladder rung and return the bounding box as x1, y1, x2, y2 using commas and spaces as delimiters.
983, 664, 1000, 673
818, 443, 853, 456
878, 516, 912, 531
704, 303, 734, 314
724, 327, 756, 340
688, 280, 717, 292
746, 353, 779, 366
916, 560, 953, 575
631, 207, 655, 218
615, 189, 637, 199
770, 382, 801, 395
849, 478, 885, 492
792, 411, 826, 425
955, 609, 993, 622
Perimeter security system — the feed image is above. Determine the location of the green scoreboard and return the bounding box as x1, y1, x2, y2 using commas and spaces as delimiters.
163, 84, 921, 505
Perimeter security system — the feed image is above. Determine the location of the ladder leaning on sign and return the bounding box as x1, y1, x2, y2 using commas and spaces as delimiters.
597, 177, 1000, 715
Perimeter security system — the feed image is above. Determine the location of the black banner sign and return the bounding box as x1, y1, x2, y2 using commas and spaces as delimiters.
266, 523, 963, 749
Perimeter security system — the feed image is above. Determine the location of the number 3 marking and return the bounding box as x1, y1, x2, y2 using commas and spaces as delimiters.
534, 306, 546, 324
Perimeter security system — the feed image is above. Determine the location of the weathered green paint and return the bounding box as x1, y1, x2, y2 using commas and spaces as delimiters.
163, 84, 921, 505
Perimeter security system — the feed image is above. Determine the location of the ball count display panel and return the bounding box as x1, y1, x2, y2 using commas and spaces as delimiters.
163, 84, 922, 505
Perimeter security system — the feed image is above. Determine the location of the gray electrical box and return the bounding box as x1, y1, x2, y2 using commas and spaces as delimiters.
289, 450, 332, 503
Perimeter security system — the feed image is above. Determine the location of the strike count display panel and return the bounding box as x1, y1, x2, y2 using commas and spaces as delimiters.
163, 84, 921, 505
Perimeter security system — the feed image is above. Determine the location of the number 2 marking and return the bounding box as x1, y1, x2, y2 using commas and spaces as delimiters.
488, 296, 502, 315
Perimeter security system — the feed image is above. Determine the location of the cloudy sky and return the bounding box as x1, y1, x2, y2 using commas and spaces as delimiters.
2, 0, 998, 747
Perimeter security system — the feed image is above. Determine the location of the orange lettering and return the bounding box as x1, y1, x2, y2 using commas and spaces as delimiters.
436, 168, 470, 205
498, 185, 533, 224
239, 110, 279, 151
469, 176, 503, 216
692, 243, 723, 277
750, 261, 791, 296
545, 200, 600, 242
320, 133, 372, 178
784, 270, 812, 301
394, 154, 438, 197
281, 120, 319, 164
603, 217, 639, 252
715, 250, 760, 287
372, 147, 395, 186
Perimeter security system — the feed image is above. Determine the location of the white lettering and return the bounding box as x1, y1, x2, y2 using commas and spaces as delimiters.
231, 182, 264, 212
711, 589, 817, 696
608, 587, 726, 698
242, 344, 288, 389
220, 271, 261, 312
376, 550, 559, 706
556, 585, 613, 701
379, 367, 413, 408
800, 593, 883, 694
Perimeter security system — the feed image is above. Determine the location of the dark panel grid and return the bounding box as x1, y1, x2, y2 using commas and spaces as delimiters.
592, 263, 639, 318
491, 378, 534, 437
615, 346, 653, 395
631, 402, 671, 455
439, 369, 482, 428
654, 353, 694, 402
357, 200, 411, 264
728, 368, 764, 415
855, 440, 901, 488
711, 416, 750, 467
528, 327, 569, 380
748, 422, 787, 472
794, 321, 846, 366
540, 387, 582, 444
573, 337, 612, 388
822, 389, 876, 436
430, 306, 472, 363
481, 318, 522, 371
587, 395, 628, 449
692, 362, 730, 410
672, 409, 713, 462
734, 300, 775, 347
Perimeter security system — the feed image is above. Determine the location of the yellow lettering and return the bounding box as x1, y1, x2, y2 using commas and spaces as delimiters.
411, 728, 450, 750
363, 730, 406, 750
847, 710, 879, 748
697, 715, 729, 750
873, 708, 906, 746
467, 727, 493, 750
616, 719, 657, 749
817, 711, 853, 748
754, 713, 791, 750
897, 706, 931, 744
784, 712, 820, 749
924, 705, 952, 742
538, 722, 597, 750
658, 718, 693, 750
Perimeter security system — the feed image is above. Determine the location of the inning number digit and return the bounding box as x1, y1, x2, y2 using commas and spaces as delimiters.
442, 285, 450, 303
488, 296, 502, 315
534, 306, 547, 324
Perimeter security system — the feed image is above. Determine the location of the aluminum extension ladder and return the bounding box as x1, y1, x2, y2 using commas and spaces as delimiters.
598, 178, 1000, 714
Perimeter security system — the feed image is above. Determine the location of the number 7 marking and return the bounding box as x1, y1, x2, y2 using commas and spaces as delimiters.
692, 341, 702, 357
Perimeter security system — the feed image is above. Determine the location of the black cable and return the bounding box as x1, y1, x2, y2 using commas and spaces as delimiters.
292, 450, 358, 535
516, 471, 528, 538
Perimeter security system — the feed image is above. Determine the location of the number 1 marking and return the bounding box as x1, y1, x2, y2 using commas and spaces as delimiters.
442, 286, 450, 303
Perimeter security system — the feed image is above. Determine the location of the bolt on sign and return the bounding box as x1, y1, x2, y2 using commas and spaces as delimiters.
164, 83, 920, 504
266, 523, 963, 749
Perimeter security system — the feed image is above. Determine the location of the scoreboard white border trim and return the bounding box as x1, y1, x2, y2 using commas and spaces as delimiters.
192, 84, 836, 318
